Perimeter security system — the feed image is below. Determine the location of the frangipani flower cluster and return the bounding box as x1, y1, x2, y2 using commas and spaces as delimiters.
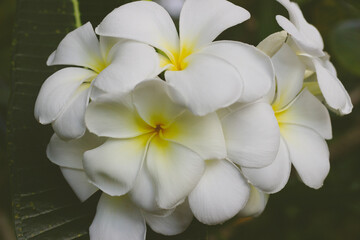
34, 0, 352, 239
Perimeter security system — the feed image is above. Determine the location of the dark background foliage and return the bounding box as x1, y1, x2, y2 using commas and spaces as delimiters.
0, 0, 359, 239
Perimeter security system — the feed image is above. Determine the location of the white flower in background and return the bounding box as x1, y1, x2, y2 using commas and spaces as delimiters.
155, 0, 184, 18
46, 132, 193, 240
96, 0, 274, 115
34, 22, 160, 139
241, 44, 332, 193
84, 80, 227, 210
275, 0, 353, 115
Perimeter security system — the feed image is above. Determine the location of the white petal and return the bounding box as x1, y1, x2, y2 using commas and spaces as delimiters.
281, 124, 330, 189
90, 194, 146, 240
277, 0, 324, 56
257, 31, 288, 57
242, 138, 291, 193
238, 186, 269, 218
132, 80, 185, 127
222, 101, 280, 168
271, 43, 305, 110
83, 135, 151, 196
46, 132, 105, 169
52, 84, 91, 139
157, 0, 184, 18
47, 22, 104, 72
60, 167, 98, 202
96, 1, 179, 58
276, 89, 332, 139
85, 93, 153, 139
34, 68, 96, 124
89, 86, 107, 101
203, 41, 274, 102
179, 0, 250, 51
322, 56, 337, 76
162, 111, 226, 160
130, 164, 167, 214
313, 58, 353, 115
147, 136, 204, 209
99, 36, 121, 60
189, 159, 250, 225
166, 53, 242, 116
94, 40, 160, 94
144, 200, 193, 236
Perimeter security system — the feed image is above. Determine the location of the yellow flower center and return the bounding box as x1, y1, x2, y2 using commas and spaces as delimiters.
93, 59, 108, 74
160, 43, 194, 71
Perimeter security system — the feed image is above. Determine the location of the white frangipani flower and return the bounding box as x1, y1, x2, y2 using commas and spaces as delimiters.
96, 0, 274, 115
34, 22, 160, 139
84, 80, 227, 210
241, 43, 332, 193
46, 132, 193, 240
275, 0, 353, 115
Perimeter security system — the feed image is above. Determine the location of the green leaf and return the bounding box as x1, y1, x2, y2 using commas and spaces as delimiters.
6, 0, 207, 239
330, 19, 360, 77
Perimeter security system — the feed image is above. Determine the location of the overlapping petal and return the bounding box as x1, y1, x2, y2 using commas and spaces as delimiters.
179, 0, 250, 51
222, 101, 280, 168
166, 53, 243, 115
162, 111, 226, 160
238, 186, 269, 217
90, 194, 146, 240
83, 135, 152, 196
47, 22, 104, 72
271, 43, 305, 109
132, 80, 185, 127
52, 84, 91, 139
146, 135, 204, 209
60, 168, 98, 202
276, 0, 324, 57
85, 94, 152, 139
257, 31, 287, 57
130, 164, 164, 214
99, 36, 121, 60
34, 67, 96, 124
276, 89, 332, 139
281, 124, 330, 189
242, 138, 291, 193
313, 58, 353, 115
189, 159, 249, 225
202, 41, 274, 102
94, 40, 160, 94
96, 1, 179, 58
46, 132, 104, 170
144, 200, 193, 236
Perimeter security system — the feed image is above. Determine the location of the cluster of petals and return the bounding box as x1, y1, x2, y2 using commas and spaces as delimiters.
96, 0, 274, 115
273, 0, 353, 115
34, 22, 160, 139
240, 43, 332, 194
33, 0, 352, 239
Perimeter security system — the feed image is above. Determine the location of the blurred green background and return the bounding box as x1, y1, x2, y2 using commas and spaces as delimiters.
0, 0, 359, 239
